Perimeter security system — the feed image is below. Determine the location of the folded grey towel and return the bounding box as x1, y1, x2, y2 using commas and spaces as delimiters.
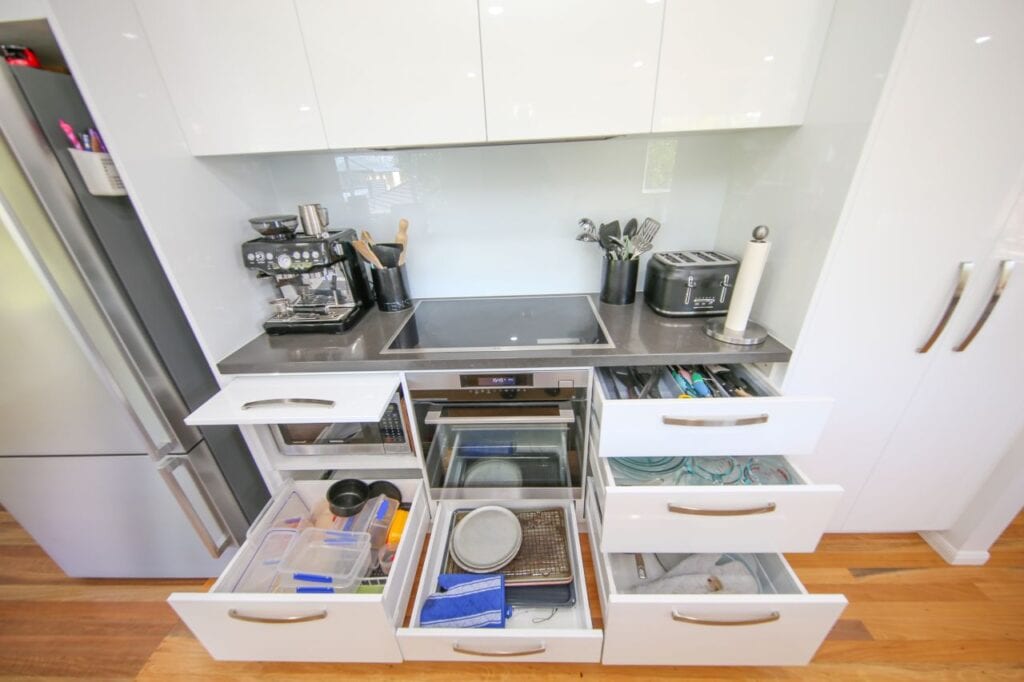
627, 554, 759, 595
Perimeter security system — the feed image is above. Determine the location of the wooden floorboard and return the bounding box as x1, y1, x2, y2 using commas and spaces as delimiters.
1, 506, 1022, 680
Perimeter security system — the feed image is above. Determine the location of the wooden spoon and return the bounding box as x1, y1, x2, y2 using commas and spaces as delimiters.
396, 218, 409, 265
353, 239, 383, 268
361, 229, 375, 246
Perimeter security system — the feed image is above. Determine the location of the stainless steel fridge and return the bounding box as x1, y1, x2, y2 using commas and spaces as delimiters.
0, 62, 268, 577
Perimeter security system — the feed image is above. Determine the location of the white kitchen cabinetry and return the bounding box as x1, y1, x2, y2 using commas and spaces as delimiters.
133, 0, 327, 155
586, 487, 846, 666
170, 478, 428, 662
785, 0, 1024, 534
478, 0, 664, 141
653, 0, 834, 132
295, 0, 486, 149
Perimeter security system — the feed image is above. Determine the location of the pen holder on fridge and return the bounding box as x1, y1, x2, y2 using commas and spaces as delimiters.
600, 257, 639, 305
67, 149, 126, 196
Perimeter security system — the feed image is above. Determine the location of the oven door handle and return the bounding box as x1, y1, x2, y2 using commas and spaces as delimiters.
424, 404, 575, 425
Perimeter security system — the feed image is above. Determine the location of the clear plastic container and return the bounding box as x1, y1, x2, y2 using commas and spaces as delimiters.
231, 529, 297, 592
334, 494, 399, 549
265, 490, 312, 533
276, 528, 372, 593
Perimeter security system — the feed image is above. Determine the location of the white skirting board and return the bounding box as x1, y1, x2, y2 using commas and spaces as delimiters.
919, 531, 991, 566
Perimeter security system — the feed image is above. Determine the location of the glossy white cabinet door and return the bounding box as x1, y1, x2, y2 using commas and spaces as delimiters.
296, 0, 486, 149
479, 0, 663, 141
786, 0, 1024, 531
653, 0, 834, 132
134, 0, 327, 155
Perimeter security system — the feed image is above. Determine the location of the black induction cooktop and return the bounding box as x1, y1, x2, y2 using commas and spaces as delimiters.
382, 295, 613, 353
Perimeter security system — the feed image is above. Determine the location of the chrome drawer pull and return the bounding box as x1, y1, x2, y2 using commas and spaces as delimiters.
667, 502, 777, 516
917, 261, 974, 353
228, 609, 327, 624
452, 642, 546, 657
662, 414, 768, 427
952, 259, 1015, 352
672, 610, 780, 626
241, 398, 335, 410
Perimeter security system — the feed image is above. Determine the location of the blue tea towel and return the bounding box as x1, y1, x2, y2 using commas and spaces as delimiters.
419, 573, 509, 628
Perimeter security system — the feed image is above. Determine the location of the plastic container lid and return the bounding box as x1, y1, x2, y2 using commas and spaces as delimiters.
231, 529, 297, 593
264, 490, 311, 534
276, 528, 372, 592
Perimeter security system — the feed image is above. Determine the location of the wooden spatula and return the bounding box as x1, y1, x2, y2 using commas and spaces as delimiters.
353, 239, 383, 268
396, 218, 409, 265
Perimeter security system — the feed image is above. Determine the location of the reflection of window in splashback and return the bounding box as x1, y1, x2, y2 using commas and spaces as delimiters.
333, 154, 410, 214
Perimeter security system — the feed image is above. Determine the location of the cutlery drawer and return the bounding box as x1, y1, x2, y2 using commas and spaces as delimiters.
588, 446, 842, 553
397, 499, 602, 662
169, 478, 428, 662
585, 486, 845, 666
592, 364, 833, 458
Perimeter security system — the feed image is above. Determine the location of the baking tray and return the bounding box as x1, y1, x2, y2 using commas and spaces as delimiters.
442, 507, 573, 586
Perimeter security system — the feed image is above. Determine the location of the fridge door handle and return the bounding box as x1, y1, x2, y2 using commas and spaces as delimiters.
157, 455, 233, 558
952, 260, 1015, 352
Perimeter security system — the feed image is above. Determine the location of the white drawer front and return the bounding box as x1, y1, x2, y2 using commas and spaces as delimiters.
601, 596, 845, 666
591, 451, 842, 553
594, 372, 833, 458
397, 499, 602, 663
169, 480, 428, 662
585, 486, 845, 666
186, 372, 401, 425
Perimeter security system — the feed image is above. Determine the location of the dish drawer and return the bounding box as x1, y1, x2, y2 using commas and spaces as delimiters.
592, 365, 833, 458
585, 486, 845, 666
169, 478, 428, 662
588, 447, 842, 553
397, 499, 602, 662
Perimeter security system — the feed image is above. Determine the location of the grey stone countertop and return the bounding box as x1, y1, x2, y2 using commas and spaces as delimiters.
217, 295, 791, 374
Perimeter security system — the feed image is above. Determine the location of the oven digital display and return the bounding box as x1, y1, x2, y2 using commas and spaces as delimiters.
461, 373, 532, 388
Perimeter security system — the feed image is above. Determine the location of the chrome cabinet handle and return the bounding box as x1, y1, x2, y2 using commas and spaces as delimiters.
917, 261, 974, 353
241, 398, 335, 410
671, 610, 780, 626
451, 643, 546, 657
952, 260, 1015, 352
667, 502, 777, 516
662, 414, 768, 427
228, 609, 327, 624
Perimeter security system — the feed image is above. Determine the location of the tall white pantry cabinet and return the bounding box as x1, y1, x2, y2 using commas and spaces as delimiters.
786, 0, 1024, 545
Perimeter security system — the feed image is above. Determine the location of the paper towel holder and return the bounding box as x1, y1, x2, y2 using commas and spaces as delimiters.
705, 225, 770, 346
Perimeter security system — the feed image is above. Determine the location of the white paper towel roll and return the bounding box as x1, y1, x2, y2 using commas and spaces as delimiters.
724, 232, 771, 333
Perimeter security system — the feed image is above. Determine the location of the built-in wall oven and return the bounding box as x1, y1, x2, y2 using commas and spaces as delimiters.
268, 392, 413, 457
407, 369, 589, 501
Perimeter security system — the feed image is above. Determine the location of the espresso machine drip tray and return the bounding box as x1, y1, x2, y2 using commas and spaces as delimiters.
265, 304, 362, 334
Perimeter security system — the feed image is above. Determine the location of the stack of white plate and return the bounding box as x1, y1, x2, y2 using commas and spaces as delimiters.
450, 506, 523, 573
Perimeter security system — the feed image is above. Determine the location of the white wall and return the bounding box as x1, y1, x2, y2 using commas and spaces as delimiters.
255, 133, 737, 299
714, 0, 911, 349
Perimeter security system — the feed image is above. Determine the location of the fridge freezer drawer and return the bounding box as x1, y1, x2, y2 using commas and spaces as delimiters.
168, 478, 428, 662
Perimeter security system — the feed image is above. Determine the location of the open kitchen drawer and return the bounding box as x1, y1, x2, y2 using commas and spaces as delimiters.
592, 365, 833, 458
186, 372, 402, 425
168, 477, 428, 662
587, 445, 842, 553
397, 499, 603, 662
585, 486, 845, 666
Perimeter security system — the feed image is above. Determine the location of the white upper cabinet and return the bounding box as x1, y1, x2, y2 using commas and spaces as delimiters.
134, 0, 327, 155
653, 0, 834, 132
296, 0, 486, 149
478, 0, 664, 141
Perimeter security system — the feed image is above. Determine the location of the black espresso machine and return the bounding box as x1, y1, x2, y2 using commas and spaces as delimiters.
243, 209, 372, 334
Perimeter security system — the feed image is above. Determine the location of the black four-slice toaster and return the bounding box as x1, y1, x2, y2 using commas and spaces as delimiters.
643, 250, 740, 317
